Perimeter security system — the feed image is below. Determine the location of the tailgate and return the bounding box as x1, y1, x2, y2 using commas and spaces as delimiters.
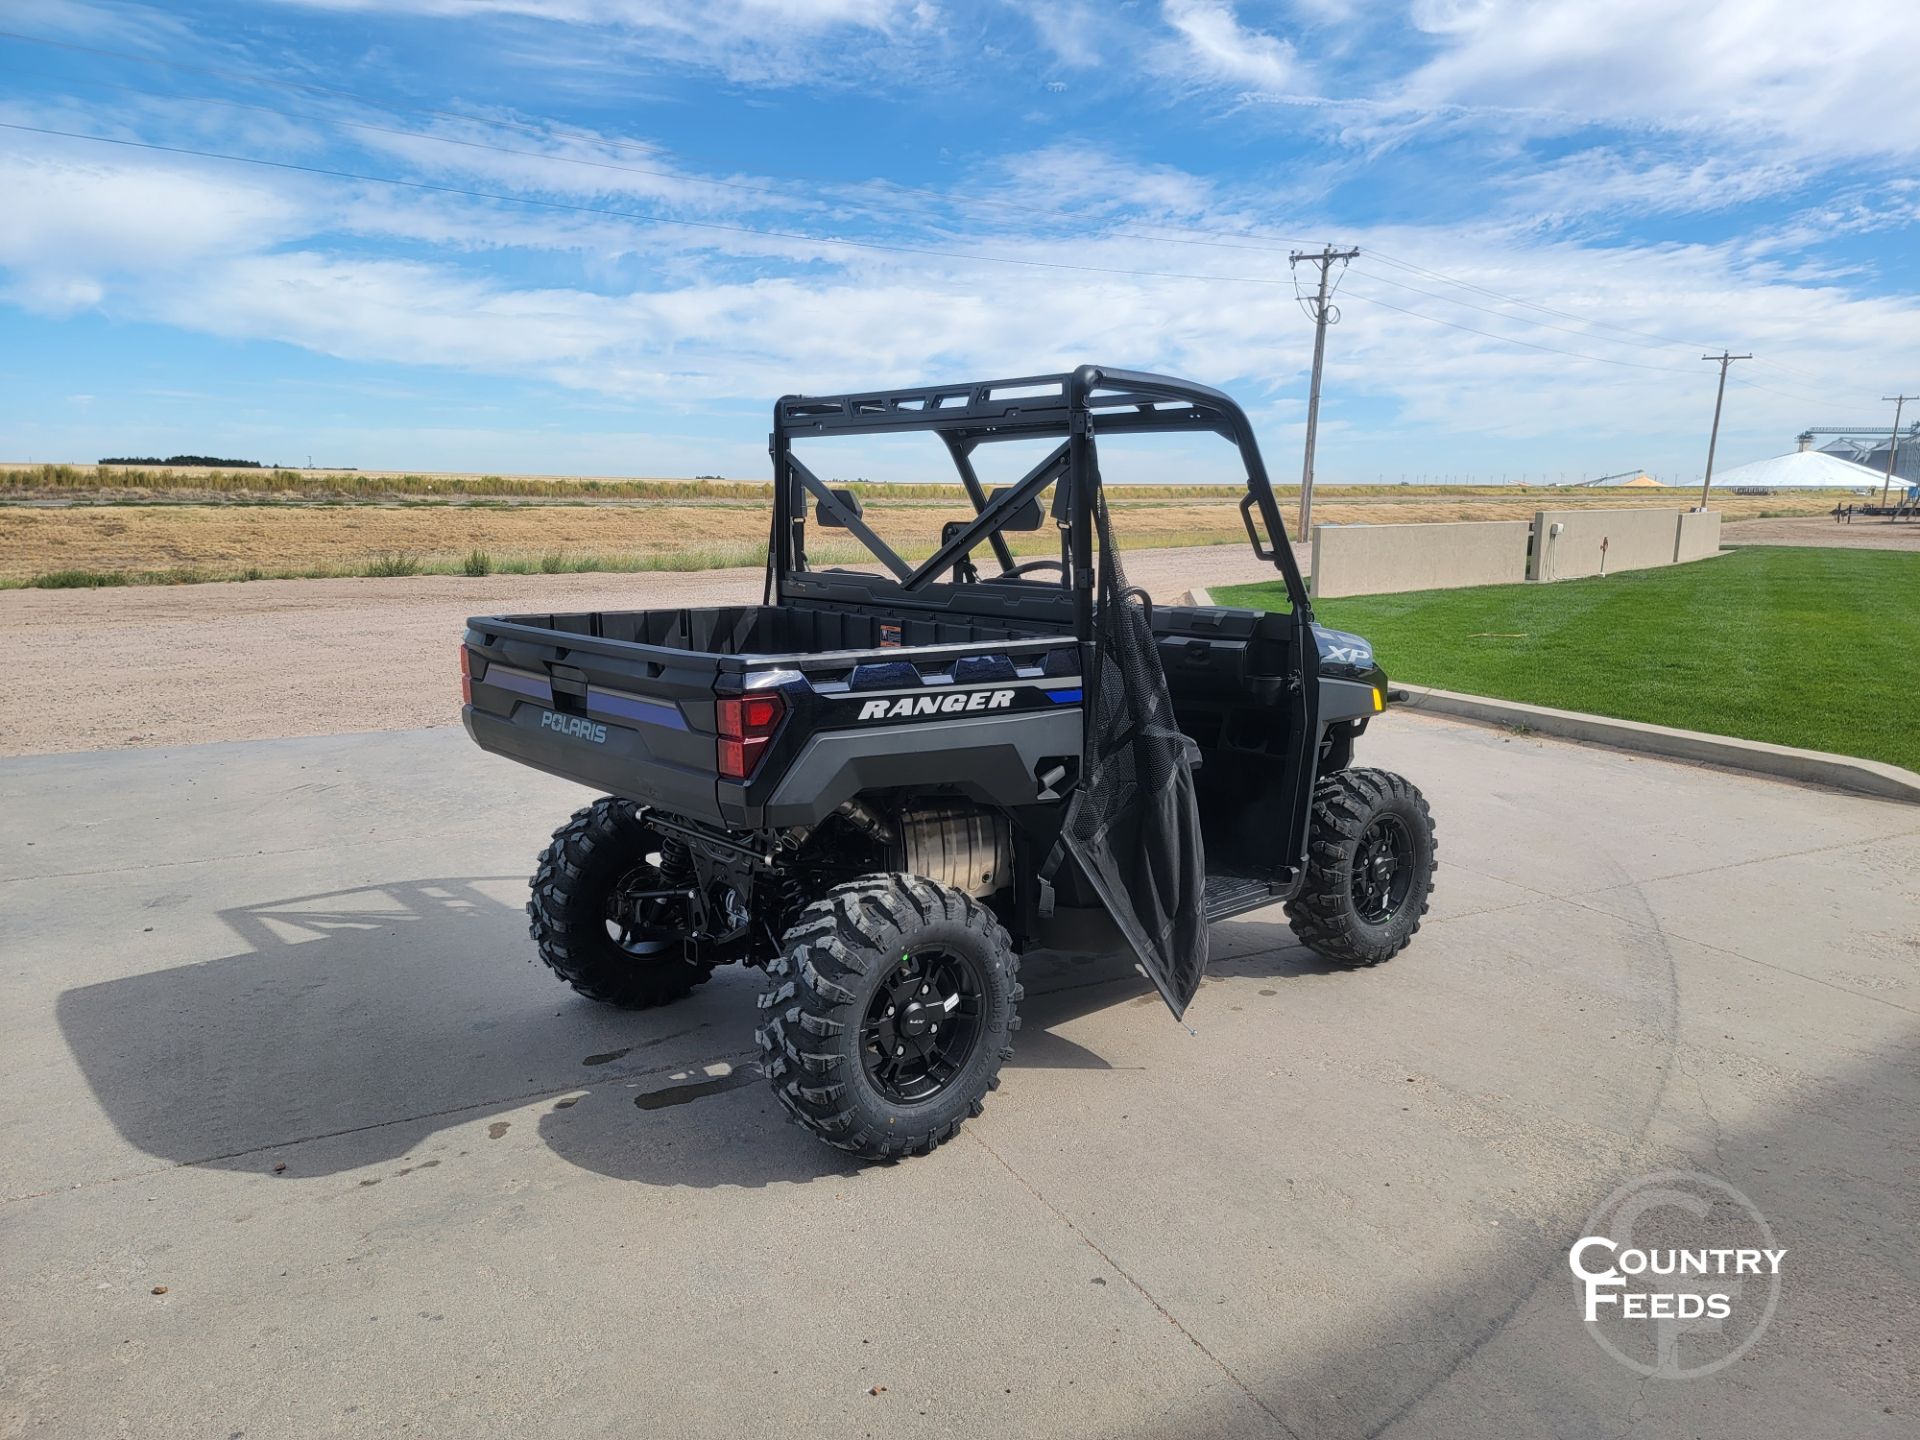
460, 617, 726, 824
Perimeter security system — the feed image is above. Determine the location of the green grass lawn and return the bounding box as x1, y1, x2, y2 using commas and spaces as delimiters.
1212, 546, 1920, 773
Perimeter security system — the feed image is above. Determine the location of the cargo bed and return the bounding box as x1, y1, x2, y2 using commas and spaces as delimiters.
461, 600, 1086, 831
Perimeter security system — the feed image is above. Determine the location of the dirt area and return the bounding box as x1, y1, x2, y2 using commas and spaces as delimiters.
1723, 514, 1920, 549
0, 497, 1250, 577
0, 544, 1289, 756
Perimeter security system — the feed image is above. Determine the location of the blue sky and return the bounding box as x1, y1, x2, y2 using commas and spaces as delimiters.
1, 0, 1917, 482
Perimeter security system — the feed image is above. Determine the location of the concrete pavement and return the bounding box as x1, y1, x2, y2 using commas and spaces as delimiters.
2, 717, 1916, 1438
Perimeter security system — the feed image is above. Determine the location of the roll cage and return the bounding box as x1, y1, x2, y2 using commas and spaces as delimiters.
765, 364, 1314, 638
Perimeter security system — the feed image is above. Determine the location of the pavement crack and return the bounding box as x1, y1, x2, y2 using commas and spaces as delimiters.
1679, 1052, 1731, 1176
1550, 891, 1920, 1016
1439, 861, 1920, 1017
966, 1129, 1304, 1440
1612, 1371, 1656, 1439
0, 842, 346, 885
1571, 826, 1920, 892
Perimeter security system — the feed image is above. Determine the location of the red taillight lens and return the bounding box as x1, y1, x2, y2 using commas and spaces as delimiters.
716, 691, 785, 780
459, 645, 473, 705
716, 694, 784, 738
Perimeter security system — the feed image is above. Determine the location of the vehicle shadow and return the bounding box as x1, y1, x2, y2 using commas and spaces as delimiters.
56, 876, 1324, 1190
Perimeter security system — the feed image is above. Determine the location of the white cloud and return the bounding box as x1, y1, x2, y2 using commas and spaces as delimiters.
13, 138, 1901, 477
8, 0, 195, 47
1402, 0, 1920, 159
1503, 148, 1808, 226
271, 0, 943, 85
987, 144, 1226, 223
278, 0, 918, 23
1159, 0, 1306, 93
341, 119, 804, 216
0, 151, 306, 313
3, 85, 1915, 480
1026, 2, 1103, 69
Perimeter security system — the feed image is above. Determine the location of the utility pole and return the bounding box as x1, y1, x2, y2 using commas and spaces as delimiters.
1882, 394, 1915, 506
1697, 351, 1751, 510
1291, 244, 1360, 537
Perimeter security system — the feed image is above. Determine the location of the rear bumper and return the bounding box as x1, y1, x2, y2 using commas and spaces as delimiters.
761, 706, 1083, 827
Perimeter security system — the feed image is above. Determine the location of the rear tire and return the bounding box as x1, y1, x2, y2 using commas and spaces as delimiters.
757, 874, 1020, 1161
527, 798, 715, 1008
1285, 768, 1436, 966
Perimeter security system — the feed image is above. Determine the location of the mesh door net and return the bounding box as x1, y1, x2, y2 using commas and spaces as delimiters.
1060, 492, 1210, 1017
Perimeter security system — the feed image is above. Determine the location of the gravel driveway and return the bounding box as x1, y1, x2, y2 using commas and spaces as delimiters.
0, 544, 1297, 756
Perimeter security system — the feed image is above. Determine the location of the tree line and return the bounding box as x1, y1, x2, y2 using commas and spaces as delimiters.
99, 455, 267, 468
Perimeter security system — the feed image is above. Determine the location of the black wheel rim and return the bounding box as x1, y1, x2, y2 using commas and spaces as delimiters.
1352, 814, 1415, 925
605, 859, 692, 959
859, 948, 985, 1104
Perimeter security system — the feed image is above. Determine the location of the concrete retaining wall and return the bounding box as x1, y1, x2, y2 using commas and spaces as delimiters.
1529, 507, 1680, 581
1306, 507, 1726, 598
1310, 520, 1531, 599
1674, 509, 1722, 563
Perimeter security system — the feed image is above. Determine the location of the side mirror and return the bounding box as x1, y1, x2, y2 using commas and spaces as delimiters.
814, 488, 865, 527
986, 487, 1044, 531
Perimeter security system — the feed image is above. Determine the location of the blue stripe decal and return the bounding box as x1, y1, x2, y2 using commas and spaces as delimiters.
1045, 687, 1083, 704
485, 667, 553, 703
587, 687, 688, 730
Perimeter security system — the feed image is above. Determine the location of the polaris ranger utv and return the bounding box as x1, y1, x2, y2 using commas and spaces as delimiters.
461, 366, 1435, 1160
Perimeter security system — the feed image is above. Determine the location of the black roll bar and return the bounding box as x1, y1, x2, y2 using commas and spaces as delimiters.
899, 442, 1068, 591
942, 433, 1017, 574
766, 365, 1314, 620
788, 454, 913, 581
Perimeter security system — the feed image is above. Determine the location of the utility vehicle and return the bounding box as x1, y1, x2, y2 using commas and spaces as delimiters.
461, 366, 1436, 1160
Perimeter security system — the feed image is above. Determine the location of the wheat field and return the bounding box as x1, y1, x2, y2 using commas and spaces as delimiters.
0, 464, 1841, 584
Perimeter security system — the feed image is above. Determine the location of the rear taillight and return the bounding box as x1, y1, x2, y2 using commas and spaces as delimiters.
716, 692, 785, 781
459, 645, 473, 705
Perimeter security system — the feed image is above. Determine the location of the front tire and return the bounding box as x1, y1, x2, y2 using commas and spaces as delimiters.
527, 798, 716, 1008
1285, 768, 1436, 966
757, 875, 1021, 1161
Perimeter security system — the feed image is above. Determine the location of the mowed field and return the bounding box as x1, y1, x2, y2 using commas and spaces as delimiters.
0, 463, 1842, 583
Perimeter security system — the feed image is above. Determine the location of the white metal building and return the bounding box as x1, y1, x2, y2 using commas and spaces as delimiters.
1708, 450, 1889, 489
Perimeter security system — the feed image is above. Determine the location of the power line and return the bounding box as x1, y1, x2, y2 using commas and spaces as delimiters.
0, 120, 1337, 287
3, 63, 1343, 258
0, 30, 1337, 252
1362, 247, 1708, 350
1726, 372, 1835, 404
0, 28, 689, 165
0, 113, 1870, 406
1745, 354, 1838, 388
0, 24, 1865, 394
0, 67, 875, 211
1335, 286, 1696, 372
1355, 258, 1836, 395
1366, 247, 1842, 397
2, 116, 1867, 419
1347, 264, 1694, 353
0, 117, 1731, 381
